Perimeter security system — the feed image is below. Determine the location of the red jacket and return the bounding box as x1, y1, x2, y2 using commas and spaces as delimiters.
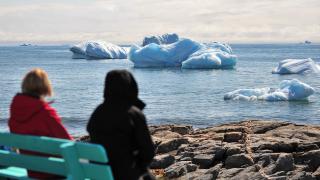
9, 94, 73, 179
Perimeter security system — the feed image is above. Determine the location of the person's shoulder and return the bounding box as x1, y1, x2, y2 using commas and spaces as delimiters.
128, 106, 145, 119
41, 102, 59, 117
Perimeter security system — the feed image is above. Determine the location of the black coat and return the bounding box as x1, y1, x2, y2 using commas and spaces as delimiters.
87, 70, 155, 180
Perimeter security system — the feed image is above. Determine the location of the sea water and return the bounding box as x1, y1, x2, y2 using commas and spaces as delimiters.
0, 44, 319, 135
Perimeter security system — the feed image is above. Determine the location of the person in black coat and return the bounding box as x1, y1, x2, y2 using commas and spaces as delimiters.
87, 70, 155, 180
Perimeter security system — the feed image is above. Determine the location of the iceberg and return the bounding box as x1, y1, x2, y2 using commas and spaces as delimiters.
70, 41, 127, 59
129, 38, 237, 69
129, 39, 201, 67
142, 33, 179, 46
272, 58, 320, 74
181, 45, 237, 69
224, 79, 315, 101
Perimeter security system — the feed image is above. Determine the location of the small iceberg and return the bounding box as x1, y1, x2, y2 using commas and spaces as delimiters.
224, 79, 315, 101
272, 58, 320, 74
142, 33, 179, 46
129, 37, 237, 69
70, 41, 127, 59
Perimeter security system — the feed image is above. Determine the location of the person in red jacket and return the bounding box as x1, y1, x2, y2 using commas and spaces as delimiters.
8, 68, 73, 179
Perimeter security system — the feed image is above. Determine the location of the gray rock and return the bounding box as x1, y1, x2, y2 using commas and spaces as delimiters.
193, 174, 214, 180
205, 163, 222, 179
256, 154, 273, 167
273, 153, 294, 172
295, 150, 320, 171
291, 172, 316, 180
180, 157, 192, 161
212, 146, 226, 161
171, 125, 193, 135
312, 166, 320, 179
297, 144, 319, 152
252, 121, 290, 134
225, 154, 254, 168
217, 168, 244, 179
257, 143, 278, 152
186, 163, 198, 172
157, 138, 189, 153
150, 154, 175, 169
179, 151, 195, 159
223, 132, 243, 142
230, 165, 268, 180
192, 154, 215, 169
164, 161, 197, 178
226, 146, 241, 156
277, 142, 297, 153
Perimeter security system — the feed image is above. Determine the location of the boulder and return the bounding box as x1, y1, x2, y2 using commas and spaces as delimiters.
273, 153, 294, 172
192, 154, 215, 168
150, 154, 175, 169
157, 138, 189, 153
223, 132, 243, 142
171, 125, 193, 135
164, 161, 197, 178
225, 154, 254, 168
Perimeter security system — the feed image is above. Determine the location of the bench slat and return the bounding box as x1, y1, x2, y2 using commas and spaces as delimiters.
0, 150, 67, 176
0, 167, 29, 180
0, 133, 108, 163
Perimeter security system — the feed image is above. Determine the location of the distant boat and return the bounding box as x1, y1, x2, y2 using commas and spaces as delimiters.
20, 43, 32, 46
304, 40, 312, 44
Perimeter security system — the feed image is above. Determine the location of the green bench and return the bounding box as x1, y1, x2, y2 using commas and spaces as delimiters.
0, 132, 114, 180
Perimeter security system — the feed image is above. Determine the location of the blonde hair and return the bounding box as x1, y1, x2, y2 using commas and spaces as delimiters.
22, 68, 53, 97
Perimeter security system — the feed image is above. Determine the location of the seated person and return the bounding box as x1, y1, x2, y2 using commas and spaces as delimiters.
9, 68, 73, 179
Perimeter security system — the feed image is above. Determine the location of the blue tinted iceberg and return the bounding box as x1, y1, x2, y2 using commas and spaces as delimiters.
129, 39, 201, 67
129, 38, 237, 69
142, 33, 179, 46
224, 79, 315, 101
70, 41, 127, 59
272, 58, 320, 74
181, 45, 237, 69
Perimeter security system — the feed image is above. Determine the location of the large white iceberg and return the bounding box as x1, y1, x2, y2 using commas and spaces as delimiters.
142, 33, 179, 46
224, 79, 315, 101
129, 38, 237, 69
70, 41, 127, 59
272, 58, 320, 74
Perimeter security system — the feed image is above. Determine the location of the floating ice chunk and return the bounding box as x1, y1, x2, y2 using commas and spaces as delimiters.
129, 39, 201, 67
142, 33, 179, 46
224, 79, 315, 101
205, 42, 233, 54
182, 46, 237, 69
272, 58, 320, 74
70, 41, 127, 59
129, 38, 237, 69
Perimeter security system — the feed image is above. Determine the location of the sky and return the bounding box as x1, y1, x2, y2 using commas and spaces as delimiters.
0, 0, 319, 44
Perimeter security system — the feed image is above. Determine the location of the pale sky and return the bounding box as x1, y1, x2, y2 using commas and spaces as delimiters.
0, 0, 319, 44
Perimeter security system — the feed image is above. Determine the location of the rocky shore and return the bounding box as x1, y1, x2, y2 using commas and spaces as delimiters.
79, 120, 320, 179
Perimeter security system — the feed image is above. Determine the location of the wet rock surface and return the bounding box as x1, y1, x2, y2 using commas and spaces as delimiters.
148, 120, 320, 179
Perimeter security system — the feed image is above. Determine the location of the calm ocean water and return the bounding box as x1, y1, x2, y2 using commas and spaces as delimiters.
0, 44, 319, 135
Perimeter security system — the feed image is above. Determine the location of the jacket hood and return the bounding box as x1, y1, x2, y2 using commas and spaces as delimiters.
10, 94, 46, 123
103, 70, 145, 110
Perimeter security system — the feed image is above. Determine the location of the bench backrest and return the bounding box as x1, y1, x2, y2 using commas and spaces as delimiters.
0, 132, 113, 180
